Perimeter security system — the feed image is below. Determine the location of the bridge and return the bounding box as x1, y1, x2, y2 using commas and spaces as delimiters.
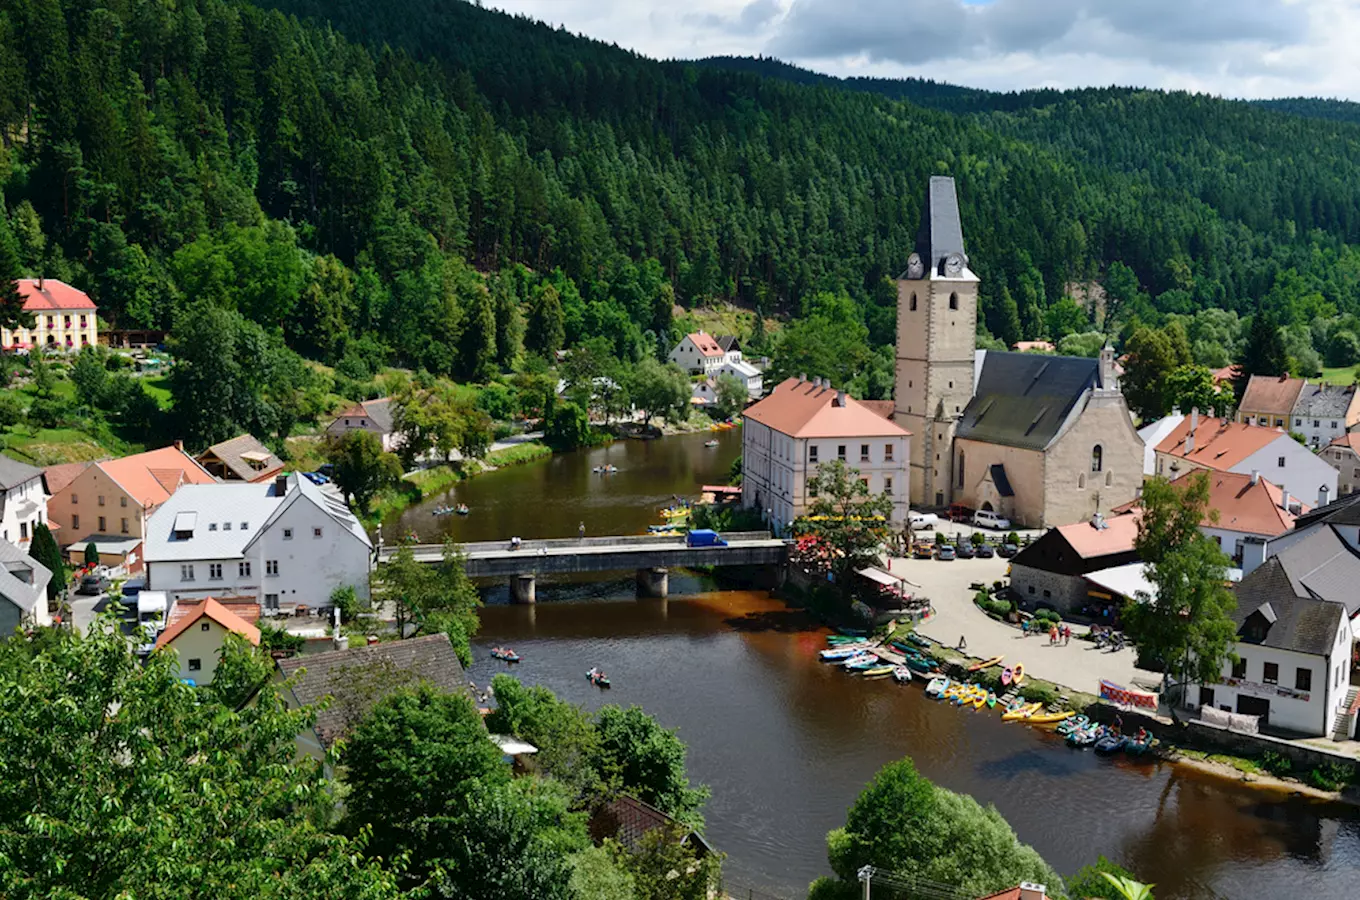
377, 531, 788, 602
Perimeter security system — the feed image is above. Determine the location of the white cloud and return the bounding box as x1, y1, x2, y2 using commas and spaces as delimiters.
481, 0, 1360, 99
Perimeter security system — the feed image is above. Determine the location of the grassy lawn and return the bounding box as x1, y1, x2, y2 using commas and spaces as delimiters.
0, 426, 131, 466
141, 375, 173, 410
1318, 365, 1359, 385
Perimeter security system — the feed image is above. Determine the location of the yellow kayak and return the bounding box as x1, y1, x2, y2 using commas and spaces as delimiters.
1027, 710, 1075, 725
972, 691, 989, 710
1001, 701, 1043, 721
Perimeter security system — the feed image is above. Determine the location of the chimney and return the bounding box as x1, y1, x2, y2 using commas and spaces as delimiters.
173, 439, 184, 452
1090, 512, 1106, 530
1280, 488, 1291, 512
836, 390, 846, 407
1185, 407, 1198, 455
1251, 469, 1260, 486
275, 472, 289, 497
1318, 484, 1331, 509
1019, 883, 1048, 900
1241, 536, 1268, 577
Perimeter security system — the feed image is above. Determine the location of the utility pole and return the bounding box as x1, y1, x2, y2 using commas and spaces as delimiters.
858, 865, 872, 900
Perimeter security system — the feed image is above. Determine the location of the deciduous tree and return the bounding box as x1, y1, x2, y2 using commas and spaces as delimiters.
325, 429, 402, 515
797, 459, 893, 601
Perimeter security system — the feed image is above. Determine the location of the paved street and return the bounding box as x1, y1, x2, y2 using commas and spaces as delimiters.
884, 554, 1159, 695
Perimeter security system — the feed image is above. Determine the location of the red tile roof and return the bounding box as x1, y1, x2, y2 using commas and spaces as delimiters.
154, 597, 261, 650
1211, 365, 1238, 384
16, 279, 97, 311
859, 399, 897, 421
1056, 512, 1141, 558
43, 461, 94, 495
1115, 470, 1301, 536
1155, 416, 1284, 471
744, 378, 911, 439
1238, 374, 1306, 416
96, 446, 217, 511
1012, 340, 1055, 352
167, 597, 261, 629
686, 332, 724, 357
1328, 433, 1360, 453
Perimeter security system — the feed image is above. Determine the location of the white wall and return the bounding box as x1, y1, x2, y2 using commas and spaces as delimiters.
1137, 415, 1183, 477
1290, 412, 1348, 451
1233, 439, 1337, 507
741, 420, 796, 534
0, 475, 48, 546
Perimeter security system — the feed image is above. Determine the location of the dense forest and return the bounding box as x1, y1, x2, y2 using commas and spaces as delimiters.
4, 0, 1360, 418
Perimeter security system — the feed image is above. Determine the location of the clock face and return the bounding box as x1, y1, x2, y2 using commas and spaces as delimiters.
906, 253, 924, 279
944, 253, 964, 276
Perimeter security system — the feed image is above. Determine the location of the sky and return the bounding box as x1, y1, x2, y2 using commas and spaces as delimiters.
481, 0, 1360, 100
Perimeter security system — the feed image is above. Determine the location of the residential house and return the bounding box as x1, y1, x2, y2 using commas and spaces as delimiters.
44, 444, 215, 554
690, 378, 717, 408
977, 884, 1052, 900
0, 279, 98, 350
1320, 433, 1360, 497
668, 332, 726, 376
715, 335, 743, 365
742, 376, 911, 533
0, 454, 50, 547
276, 633, 468, 762
141, 472, 372, 614
325, 397, 400, 452
1235, 374, 1305, 430
1008, 513, 1142, 616
589, 794, 714, 859
0, 539, 52, 633
1289, 382, 1360, 449
196, 434, 284, 483
1243, 487, 1360, 578
1210, 365, 1238, 386
1147, 411, 1337, 508
715, 358, 763, 400
152, 597, 261, 685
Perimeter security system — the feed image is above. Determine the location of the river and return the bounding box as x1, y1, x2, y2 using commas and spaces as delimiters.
408, 433, 1360, 899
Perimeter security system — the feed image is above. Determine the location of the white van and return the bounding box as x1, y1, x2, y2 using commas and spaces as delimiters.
972, 510, 1011, 530
907, 510, 940, 529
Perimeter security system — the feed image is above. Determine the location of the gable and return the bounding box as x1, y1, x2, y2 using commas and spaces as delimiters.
956, 352, 1099, 451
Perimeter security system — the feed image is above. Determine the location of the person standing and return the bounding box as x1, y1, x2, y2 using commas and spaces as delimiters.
578, 521, 586, 540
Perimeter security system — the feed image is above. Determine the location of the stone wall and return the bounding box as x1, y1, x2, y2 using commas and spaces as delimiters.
1041, 391, 1144, 528
1009, 563, 1088, 615
954, 439, 1045, 527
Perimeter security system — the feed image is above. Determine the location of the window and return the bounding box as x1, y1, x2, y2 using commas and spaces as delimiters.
98, 516, 106, 532
1232, 657, 1247, 679
283, 528, 293, 540
313, 527, 323, 538
120, 497, 127, 508
223, 522, 231, 531
1078, 474, 1086, 489
1091, 445, 1103, 473
1332, 421, 1339, 429
240, 522, 248, 530
72, 514, 80, 530
1274, 418, 1284, 427
239, 561, 251, 578
209, 523, 217, 531
957, 451, 966, 489
1042, 589, 1051, 599
1295, 418, 1302, 427
1278, 457, 1286, 468
949, 292, 959, 310
19, 522, 27, 540
188, 658, 202, 672
1313, 420, 1320, 429
885, 477, 894, 494
264, 593, 279, 611
180, 564, 195, 582
860, 444, 870, 462
266, 560, 279, 576
884, 444, 894, 462
1027, 585, 1035, 594
209, 563, 222, 580
201, 622, 211, 632
809, 445, 819, 463
1263, 662, 1279, 685
1295, 668, 1312, 691
120, 518, 128, 534
837, 445, 846, 461
98, 495, 105, 507
71, 494, 78, 504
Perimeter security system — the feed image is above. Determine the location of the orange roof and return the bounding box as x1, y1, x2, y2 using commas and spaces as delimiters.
167, 597, 261, 629
1328, 433, 1360, 453
44, 461, 94, 495
686, 332, 724, 357
96, 446, 216, 511
1056, 512, 1141, 558
744, 378, 911, 439
1115, 470, 1302, 536
859, 399, 897, 421
154, 597, 261, 650
1211, 365, 1238, 384
1012, 340, 1055, 352
1155, 416, 1284, 471
1238, 374, 1305, 415
16, 278, 97, 311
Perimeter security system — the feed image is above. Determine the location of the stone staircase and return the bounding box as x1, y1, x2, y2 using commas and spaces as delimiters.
1332, 687, 1359, 742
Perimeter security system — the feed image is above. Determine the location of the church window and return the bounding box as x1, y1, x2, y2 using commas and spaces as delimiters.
948, 381, 953, 389
910, 293, 918, 311
1078, 474, 1086, 489
1091, 445, 1103, 473
949, 293, 959, 310
957, 452, 965, 488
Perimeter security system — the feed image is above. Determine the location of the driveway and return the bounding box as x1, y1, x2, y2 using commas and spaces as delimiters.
885, 554, 1158, 695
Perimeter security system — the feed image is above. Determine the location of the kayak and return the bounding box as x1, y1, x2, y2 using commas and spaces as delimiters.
1068, 724, 1102, 747
1011, 662, 1026, 686
905, 633, 931, 648
820, 647, 866, 661
1001, 701, 1043, 721
1027, 710, 1075, 725
985, 692, 998, 709
968, 655, 1004, 672
1001, 667, 1014, 686
860, 665, 895, 678
839, 652, 877, 667
906, 656, 935, 674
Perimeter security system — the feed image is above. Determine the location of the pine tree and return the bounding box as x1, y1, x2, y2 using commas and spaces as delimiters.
0, 210, 31, 331
526, 284, 564, 360
1235, 310, 1290, 397
29, 522, 66, 604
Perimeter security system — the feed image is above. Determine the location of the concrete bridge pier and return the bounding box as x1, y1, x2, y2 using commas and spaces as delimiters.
636, 566, 669, 599
510, 574, 536, 604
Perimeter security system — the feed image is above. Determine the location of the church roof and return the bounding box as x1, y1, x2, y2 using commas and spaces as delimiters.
955, 352, 1100, 451
907, 175, 967, 278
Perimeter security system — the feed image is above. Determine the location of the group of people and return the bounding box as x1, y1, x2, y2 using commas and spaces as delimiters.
1021, 618, 1073, 645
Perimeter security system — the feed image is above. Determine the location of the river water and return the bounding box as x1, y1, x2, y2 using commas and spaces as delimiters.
408, 433, 1360, 899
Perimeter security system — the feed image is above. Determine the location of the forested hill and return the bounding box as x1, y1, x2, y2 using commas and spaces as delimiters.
5, 0, 1360, 399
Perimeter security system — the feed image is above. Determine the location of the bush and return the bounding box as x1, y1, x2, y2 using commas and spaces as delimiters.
1261, 750, 1293, 778
1019, 683, 1059, 706
1006, 531, 1020, 545
982, 599, 1011, 618
1033, 608, 1062, 626
934, 531, 947, 545
1308, 763, 1354, 791
970, 532, 986, 546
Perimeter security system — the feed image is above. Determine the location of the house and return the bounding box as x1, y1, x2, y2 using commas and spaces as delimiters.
690, 378, 717, 408
141, 472, 372, 614
715, 335, 743, 365
152, 597, 261, 685
0, 539, 52, 633
976, 884, 1051, 900
894, 176, 1144, 525
715, 358, 763, 400
1188, 538, 1356, 738
276, 633, 468, 761
44, 444, 215, 552
1011, 341, 1055, 353
196, 434, 284, 483
1148, 410, 1337, 508
1235, 374, 1305, 430
1008, 513, 1141, 616
0, 279, 98, 350
0, 454, 50, 547
1243, 486, 1360, 579
1289, 382, 1360, 449
1211, 365, 1238, 386
1320, 433, 1360, 497
325, 397, 399, 452
589, 794, 714, 859
742, 376, 911, 533
668, 332, 727, 376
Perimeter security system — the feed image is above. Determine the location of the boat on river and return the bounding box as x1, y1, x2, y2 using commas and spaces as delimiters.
860, 665, 894, 678
1125, 732, 1157, 756
704, 439, 719, 447
586, 667, 611, 688
1001, 701, 1042, 721
820, 646, 866, 661
593, 465, 619, 474
925, 676, 949, 697
491, 647, 520, 663
892, 666, 913, 683
1095, 731, 1129, 754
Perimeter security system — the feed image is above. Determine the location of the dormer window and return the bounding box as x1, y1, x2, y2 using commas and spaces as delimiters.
172, 511, 196, 541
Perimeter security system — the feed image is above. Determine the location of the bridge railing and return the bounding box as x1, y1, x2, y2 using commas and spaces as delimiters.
381, 530, 779, 558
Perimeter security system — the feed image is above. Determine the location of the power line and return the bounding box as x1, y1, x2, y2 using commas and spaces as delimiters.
857, 865, 972, 900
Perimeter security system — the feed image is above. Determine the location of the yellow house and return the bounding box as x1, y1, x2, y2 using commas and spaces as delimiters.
0, 279, 98, 350
152, 597, 261, 685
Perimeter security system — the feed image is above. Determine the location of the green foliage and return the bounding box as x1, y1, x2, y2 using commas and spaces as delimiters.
1236, 311, 1291, 392
568, 845, 636, 900
797, 460, 894, 601
1043, 296, 1089, 340
1066, 857, 1143, 900
688, 503, 765, 533
81, 541, 99, 567
1101, 873, 1156, 900
613, 828, 720, 900
545, 400, 593, 451
1307, 763, 1355, 792
820, 757, 1063, 898
373, 542, 481, 663
1057, 330, 1107, 358
1019, 683, 1060, 706
325, 429, 403, 515
28, 522, 65, 604
0, 614, 402, 899
393, 383, 494, 466
1261, 750, 1293, 778
594, 705, 710, 829
628, 358, 691, 427
486, 674, 603, 801
1122, 324, 1193, 419
330, 584, 367, 624
1164, 364, 1234, 417
713, 373, 747, 419
203, 632, 276, 709
260, 623, 306, 654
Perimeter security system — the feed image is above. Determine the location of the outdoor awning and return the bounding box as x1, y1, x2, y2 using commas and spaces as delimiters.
1084, 563, 1155, 602
240, 450, 271, 462
855, 566, 904, 588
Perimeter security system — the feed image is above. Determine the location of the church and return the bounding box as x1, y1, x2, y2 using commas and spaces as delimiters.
893, 177, 1144, 528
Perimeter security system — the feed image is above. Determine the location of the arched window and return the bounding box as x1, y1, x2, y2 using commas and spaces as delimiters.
949, 292, 959, 310
910, 293, 918, 311
1091, 445, 1103, 473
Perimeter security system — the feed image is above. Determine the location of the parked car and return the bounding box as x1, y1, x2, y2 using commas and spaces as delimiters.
912, 543, 933, 560
954, 542, 975, 559
974, 543, 996, 559
972, 509, 1011, 530
936, 544, 956, 561
997, 542, 1020, 559
908, 510, 940, 529
77, 574, 111, 596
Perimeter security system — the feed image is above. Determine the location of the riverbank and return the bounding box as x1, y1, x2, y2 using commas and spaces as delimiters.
368, 441, 553, 525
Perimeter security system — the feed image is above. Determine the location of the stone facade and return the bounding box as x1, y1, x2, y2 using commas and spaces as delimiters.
1009, 563, 1089, 614
1038, 392, 1146, 528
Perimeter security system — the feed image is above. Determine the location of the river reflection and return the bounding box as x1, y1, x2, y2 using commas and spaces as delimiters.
465, 586, 1360, 900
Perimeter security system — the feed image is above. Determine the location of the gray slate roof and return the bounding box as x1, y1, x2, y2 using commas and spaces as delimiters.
1293, 491, 1360, 529
0, 454, 43, 491
956, 351, 1101, 451
1292, 383, 1356, 419
0, 540, 51, 618
277, 633, 468, 748
1268, 524, 1360, 616
198, 433, 283, 482
1232, 557, 1347, 656
912, 175, 966, 277
716, 335, 740, 353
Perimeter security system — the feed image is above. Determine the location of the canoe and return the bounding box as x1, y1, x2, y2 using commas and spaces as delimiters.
968, 655, 1004, 672
905, 657, 935, 674
1011, 662, 1026, 686
1001, 701, 1043, 721
1001, 667, 1013, 686
860, 665, 894, 677
1027, 710, 1075, 725
905, 634, 931, 648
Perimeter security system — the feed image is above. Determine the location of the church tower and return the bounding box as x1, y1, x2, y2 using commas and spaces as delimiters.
894, 176, 980, 509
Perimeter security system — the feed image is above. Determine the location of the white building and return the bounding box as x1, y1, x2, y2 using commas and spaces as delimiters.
742, 376, 911, 534
715, 359, 763, 400
1289, 382, 1360, 450
325, 397, 400, 453
0, 539, 52, 633
669, 332, 727, 376
142, 473, 372, 615
0, 454, 50, 548
1146, 411, 1337, 509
